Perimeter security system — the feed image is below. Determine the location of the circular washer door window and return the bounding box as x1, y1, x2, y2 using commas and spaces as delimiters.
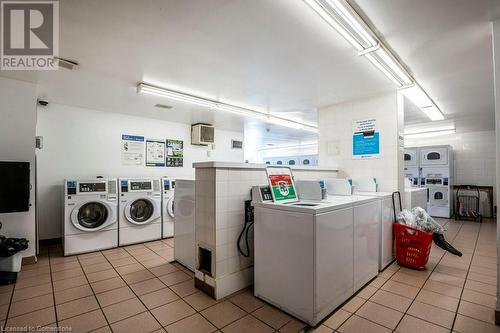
77, 202, 108, 229
130, 199, 154, 223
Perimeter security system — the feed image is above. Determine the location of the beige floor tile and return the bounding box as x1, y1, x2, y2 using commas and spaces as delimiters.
139, 287, 179, 309
278, 318, 307, 333
129, 277, 165, 296
390, 271, 427, 288
469, 265, 497, 277
56, 295, 100, 320
370, 289, 412, 312
51, 261, 81, 272
109, 257, 137, 268
12, 282, 52, 302
229, 290, 264, 313
434, 264, 468, 279
54, 284, 94, 305
357, 285, 378, 300
51, 267, 84, 281
221, 314, 273, 333
416, 289, 460, 312
102, 297, 147, 323
342, 296, 366, 313
467, 272, 497, 286
407, 300, 455, 328
0, 304, 8, 320
465, 279, 496, 296
166, 313, 218, 333
356, 300, 404, 329
151, 298, 196, 326
90, 326, 112, 333
380, 280, 419, 299
0, 291, 12, 306
170, 279, 197, 297
91, 276, 127, 293
95, 286, 136, 307
14, 274, 51, 289
142, 257, 168, 268
58, 309, 108, 333
158, 270, 192, 286
453, 314, 500, 333
461, 288, 497, 308
148, 263, 179, 277
422, 279, 462, 298
6, 307, 56, 328
53, 275, 88, 292
115, 263, 144, 275
458, 300, 495, 324
429, 272, 466, 288
8, 293, 54, 318
82, 262, 113, 274
395, 314, 449, 333
252, 304, 292, 329
184, 291, 219, 311
323, 309, 351, 330
110, 311, 162, 333
121, 269, 155, 284
369, 276, 388, 288
338, 314, 391, 333
86, 269, 119, 283
201, 301, 246, 328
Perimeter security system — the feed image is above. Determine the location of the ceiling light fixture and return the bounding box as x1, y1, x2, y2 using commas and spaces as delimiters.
404, 129, 455, 139
404, 122, 455, 135
304, 0, 444, 120
137, 83, 318, 133
420, 105, 445, 121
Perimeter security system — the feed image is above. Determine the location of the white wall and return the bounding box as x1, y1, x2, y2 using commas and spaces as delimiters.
405, 131, 496, 187
0, 77, 37, 258
318, 91, 404, 192
36, 103, 244, 240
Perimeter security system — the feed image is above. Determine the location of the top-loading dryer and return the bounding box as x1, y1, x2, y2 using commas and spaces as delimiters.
118, 178, 162, 246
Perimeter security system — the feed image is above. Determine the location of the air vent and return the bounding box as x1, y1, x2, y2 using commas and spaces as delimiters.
191, 124, 215, 146
231, 140, 243, 149
154, 104, 173, 109
55, 57, 79, 70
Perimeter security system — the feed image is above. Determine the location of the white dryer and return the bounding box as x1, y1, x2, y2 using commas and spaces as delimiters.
63, 179, 118, 256
404, 148, 419, 168
118, 178, 162, 246
420, 146, 449, 166
161, 177, 175, 238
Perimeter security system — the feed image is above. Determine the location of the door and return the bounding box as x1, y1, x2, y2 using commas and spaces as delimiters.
404, 149, 418, 167
125, 198, 158, 225
71, 201, 111, 231
429, 187, 449, 207
420, 147, 448, 166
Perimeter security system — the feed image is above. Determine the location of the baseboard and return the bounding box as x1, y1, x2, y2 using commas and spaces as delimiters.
21, 256, 37, 265
39, 238, 62, 246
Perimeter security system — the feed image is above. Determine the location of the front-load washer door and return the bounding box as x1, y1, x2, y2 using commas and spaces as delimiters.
125, 198, 160, 225
71, 201, 116, 232
167, 196, 174, 218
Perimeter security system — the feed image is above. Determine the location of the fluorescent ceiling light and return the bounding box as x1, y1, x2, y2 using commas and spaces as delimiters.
399, 84, 432, 108
258, 143, 318, 151
405, 129, 455, 139
304, 0, 377, 51
137, 83, 318, 133
365, 48, 413, 86
421, 105, 445, 121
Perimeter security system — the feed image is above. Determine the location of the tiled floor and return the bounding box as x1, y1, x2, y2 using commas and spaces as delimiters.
1, 218, 499, 333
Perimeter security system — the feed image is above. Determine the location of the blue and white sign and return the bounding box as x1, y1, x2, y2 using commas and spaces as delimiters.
352, 119, 380, 159
121, 134, 145, 166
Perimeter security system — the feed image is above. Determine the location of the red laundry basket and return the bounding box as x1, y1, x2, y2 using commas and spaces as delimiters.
393, 223, 433, 270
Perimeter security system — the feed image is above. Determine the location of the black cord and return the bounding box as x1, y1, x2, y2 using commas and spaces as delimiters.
237, 222, 254, 257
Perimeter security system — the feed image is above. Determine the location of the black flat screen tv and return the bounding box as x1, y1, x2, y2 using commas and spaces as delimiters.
0, 162, 30, 213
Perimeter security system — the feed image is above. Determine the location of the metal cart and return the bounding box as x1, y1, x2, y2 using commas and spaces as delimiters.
455, 185, 482, 223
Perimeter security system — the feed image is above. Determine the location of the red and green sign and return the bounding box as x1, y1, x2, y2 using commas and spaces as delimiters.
269, 174, 297, 202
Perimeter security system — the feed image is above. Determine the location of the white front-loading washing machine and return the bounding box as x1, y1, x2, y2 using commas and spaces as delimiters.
118, 178, 162, 246
63, 179, 118, 256
161, 177, 175, 238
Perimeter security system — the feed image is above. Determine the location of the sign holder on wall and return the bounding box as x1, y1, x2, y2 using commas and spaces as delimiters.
121, 134, 145, 166
166, 139, 184, 167
146, 138, 166, 167
352, 118, 380, 159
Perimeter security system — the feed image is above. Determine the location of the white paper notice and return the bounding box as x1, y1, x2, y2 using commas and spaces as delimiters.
146, 139, 166, 167
121, 134, 144, 166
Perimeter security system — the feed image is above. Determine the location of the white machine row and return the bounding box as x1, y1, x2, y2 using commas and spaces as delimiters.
63, 177, 176, 256
404, 145, 454, 218
252, 168, 385, 326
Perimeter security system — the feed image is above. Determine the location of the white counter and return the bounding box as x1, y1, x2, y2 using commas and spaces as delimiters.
193, 161, 338, 172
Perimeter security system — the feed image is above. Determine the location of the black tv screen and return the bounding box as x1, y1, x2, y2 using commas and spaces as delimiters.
0, 162, 30, 213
